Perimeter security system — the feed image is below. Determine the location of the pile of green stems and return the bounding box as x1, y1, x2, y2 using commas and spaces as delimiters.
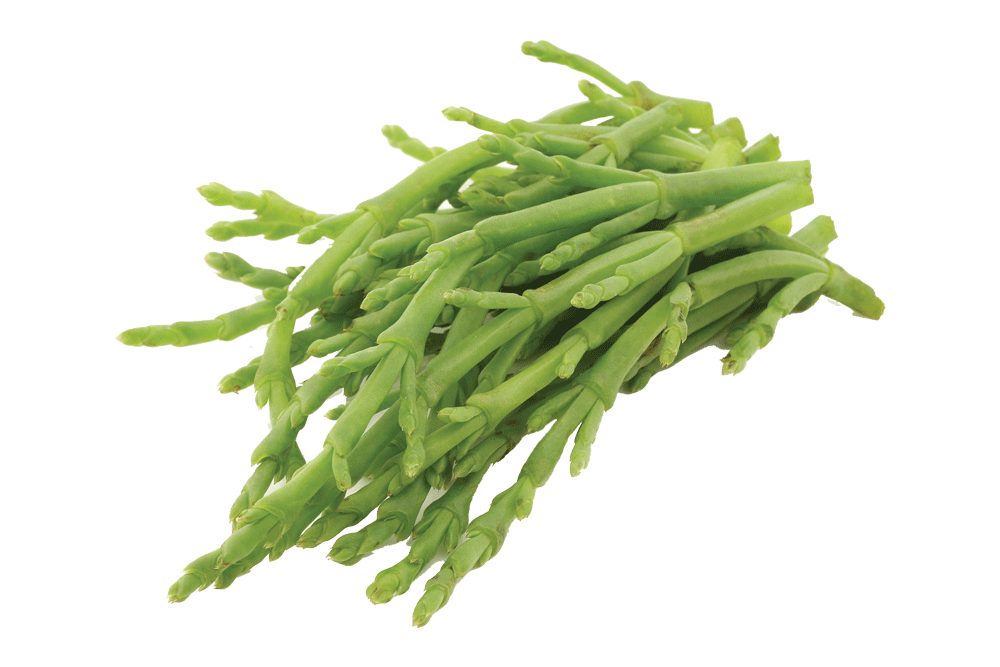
118, 41, 883, 626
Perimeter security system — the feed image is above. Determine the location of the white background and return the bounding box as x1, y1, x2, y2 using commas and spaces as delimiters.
4, 1, 997, 665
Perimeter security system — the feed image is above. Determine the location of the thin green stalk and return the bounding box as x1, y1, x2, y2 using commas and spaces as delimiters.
117, 289, 285, 348
328, 250, 483, 488
572, 176, 815, 307
721, 272, 829, 375
381, 125, 446, 162
199, 184, 327, 241
205, 252, 303, 290
328, 474, 431, 564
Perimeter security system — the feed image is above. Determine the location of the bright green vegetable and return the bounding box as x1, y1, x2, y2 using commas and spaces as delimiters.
119, 40, 883, 626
